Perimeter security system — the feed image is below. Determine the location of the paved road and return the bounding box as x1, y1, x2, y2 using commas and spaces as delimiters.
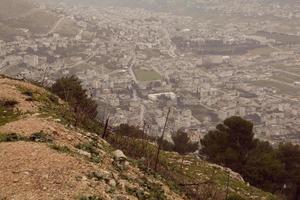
274, 69, 300, 78
128, 55, 138, 83
47, 17, 65, 35
269, 78, 300, 89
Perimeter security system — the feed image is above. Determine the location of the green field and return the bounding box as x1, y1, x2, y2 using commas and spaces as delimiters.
134, 69, 161, 82
272, 65, 300, 75
247, 47, 276, 56
188, 105, 219, 122
253, 80, 300, 96
271, 72, 300, 84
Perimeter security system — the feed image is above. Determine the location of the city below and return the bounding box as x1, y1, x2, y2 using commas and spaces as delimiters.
0, 0, 300, 145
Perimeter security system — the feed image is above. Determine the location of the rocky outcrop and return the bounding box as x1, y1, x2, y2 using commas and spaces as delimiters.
113, 150, 129, 171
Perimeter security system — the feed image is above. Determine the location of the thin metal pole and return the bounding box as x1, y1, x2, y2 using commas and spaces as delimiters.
102, 116, 110, 138
154, 107, 171, 171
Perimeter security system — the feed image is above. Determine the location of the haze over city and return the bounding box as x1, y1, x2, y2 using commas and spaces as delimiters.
2, 0, 299, 144
0, 1, 300, 199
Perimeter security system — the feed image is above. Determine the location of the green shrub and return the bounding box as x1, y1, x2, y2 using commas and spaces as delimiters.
0, 100, 18, 108
0, 132, 53, 143
48, 94, 59, 104
29, 131, 53, 143
0, 106, 20, 126
21, 90, 34, 97
75, 142, 101, 163
126, 178, 167, 200
0, 133, 25, 142
50, 144, 71, 154
90, 154, 101, 163
75, 142, 97, 154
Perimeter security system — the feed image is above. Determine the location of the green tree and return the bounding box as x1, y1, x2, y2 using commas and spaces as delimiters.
277, 143, 300, 200
201, 116, 290, 194
51, 75, 98, 127
116, 124, 144, 138
172, 130, 198, 168
172, 130, 198, 155
243, 140, 284, 192
158, 139, 174, 152
201, 116, 256, 171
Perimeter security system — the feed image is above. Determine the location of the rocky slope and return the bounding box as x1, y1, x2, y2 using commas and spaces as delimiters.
0, 75, 183, 200
0, 75, 277, 200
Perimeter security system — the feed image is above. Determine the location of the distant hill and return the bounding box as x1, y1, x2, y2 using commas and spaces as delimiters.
0, 0, 80, 40
0, 0, 36, 20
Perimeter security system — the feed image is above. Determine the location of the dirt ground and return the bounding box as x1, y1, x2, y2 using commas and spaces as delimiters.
0, 142, 110, 200
0, 76, 184, 200
0, 77, 42, 113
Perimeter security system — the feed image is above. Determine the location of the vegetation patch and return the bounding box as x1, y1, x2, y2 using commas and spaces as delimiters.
272, 64, 300, 75
18, 86, 75, 126
271, 72, 300, 84
75, 142, 101, 163
107, 131, 275, 200
126, 177, 167, 200
0, 133, 25, 142
29, 131, 53, 143
50, 76, 103, 134
0, 132, 53, 143
133, 69, 161, 82
21, 90, 34, 97
50, 144, 72, 154
0, 105, 20, 126
253, 80, 300, 96
0, 99, 18, 108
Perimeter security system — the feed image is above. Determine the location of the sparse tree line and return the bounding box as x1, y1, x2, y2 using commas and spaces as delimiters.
115, 123, 198, 154
51, 76, 300, 200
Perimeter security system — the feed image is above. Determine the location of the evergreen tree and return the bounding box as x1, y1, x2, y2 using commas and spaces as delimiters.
201, 116, 256, 171
277, 143, 300, 200
172, 130, 198, 155
243, 140, 284, 192
51, 75, 98, 126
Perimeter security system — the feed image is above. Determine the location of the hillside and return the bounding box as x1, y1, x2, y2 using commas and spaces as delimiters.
0, 75, 277, 200
0, 0, 80, 39
0, 75, 183, 200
